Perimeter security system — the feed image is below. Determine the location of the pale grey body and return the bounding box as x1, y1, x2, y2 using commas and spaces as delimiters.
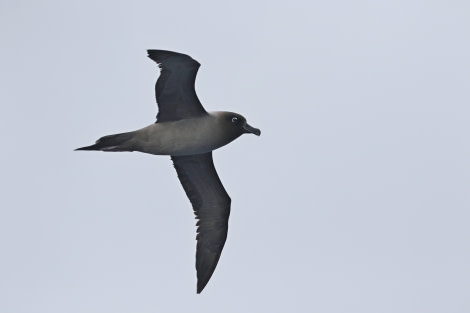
76, 50, 260, 294
119, 112, 242, 156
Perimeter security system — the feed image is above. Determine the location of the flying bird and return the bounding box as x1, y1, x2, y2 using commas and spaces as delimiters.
76, 50, 261, 293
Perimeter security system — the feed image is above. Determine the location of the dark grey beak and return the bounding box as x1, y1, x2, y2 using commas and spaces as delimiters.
243, 123, 261, 136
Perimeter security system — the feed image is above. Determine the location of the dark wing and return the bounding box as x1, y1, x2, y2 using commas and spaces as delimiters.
147, 50, 208, 123
171, 152, 231, 293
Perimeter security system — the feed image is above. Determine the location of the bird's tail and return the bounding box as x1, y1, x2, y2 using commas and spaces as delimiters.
75, 132, 135, 152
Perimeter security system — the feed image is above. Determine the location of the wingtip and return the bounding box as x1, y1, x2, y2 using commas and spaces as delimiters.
146, 49, 200, 67
147, 49, 174, 60
146, 49, 158, 58
196, 280, 207, 294
194, 246, 225, 295
147, 50, 171, 67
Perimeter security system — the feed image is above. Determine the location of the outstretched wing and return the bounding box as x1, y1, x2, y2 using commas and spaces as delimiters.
147, 50, 208, 123
171, 152, 231, 293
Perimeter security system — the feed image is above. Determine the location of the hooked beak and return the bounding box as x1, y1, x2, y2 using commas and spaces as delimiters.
242, 123, 261, 136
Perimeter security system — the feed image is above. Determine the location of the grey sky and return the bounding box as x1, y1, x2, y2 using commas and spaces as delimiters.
1, 1, 469, 312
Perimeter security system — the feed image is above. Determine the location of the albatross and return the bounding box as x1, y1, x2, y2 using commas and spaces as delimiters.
76, 50, 260, 293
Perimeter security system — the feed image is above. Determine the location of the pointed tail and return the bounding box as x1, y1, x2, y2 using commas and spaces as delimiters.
75, 132, 135, 152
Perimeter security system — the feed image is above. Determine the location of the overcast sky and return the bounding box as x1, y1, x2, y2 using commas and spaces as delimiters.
1, 1, 469, 312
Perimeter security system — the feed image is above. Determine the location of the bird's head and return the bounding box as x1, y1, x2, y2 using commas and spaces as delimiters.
221, 112, 261, 137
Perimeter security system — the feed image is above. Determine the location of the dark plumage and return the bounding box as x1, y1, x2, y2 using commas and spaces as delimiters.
76, 50, 260, 293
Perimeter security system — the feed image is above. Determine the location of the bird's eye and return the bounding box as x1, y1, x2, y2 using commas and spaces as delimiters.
231, 117, 238, 123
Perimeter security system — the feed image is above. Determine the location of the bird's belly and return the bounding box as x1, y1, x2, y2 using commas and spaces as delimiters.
134, 121, 230, 156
